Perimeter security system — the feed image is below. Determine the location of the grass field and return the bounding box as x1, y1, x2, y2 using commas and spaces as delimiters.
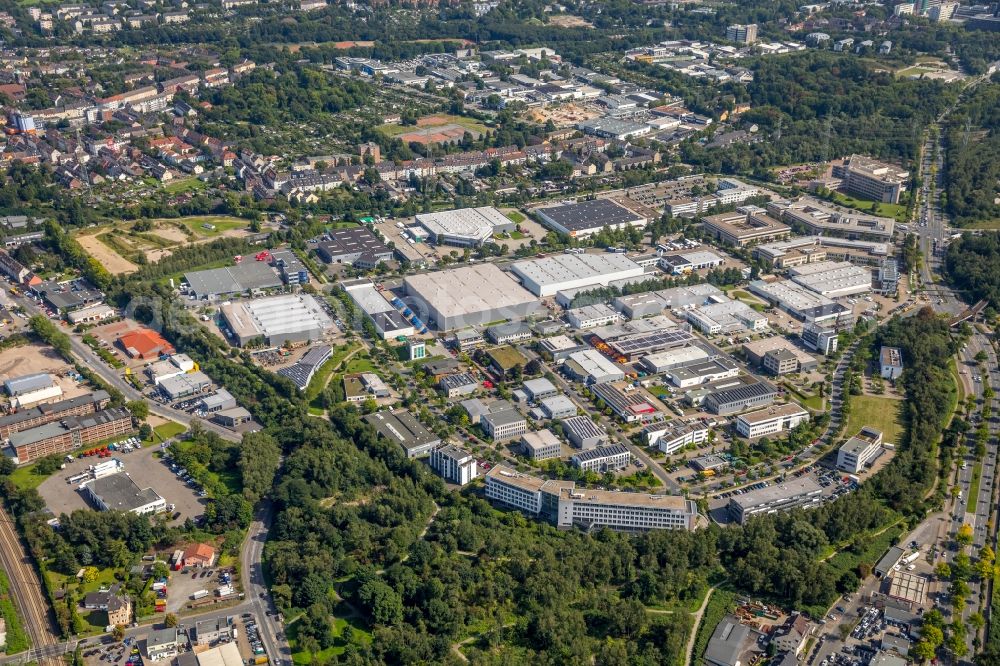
843, 394, 904, 445
963, 219, 1000, 230
505, 211, 526, 224
343, 357, 375, 374
0, 570, 30, 653
304, 343, 362, 406
828, 192, 907, 222
174, 216, 248, 237
144, 421, 187, 445
163, 177, 209, 195
969, 462, 983, 505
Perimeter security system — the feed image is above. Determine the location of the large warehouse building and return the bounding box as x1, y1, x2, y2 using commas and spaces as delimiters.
184, 262, 283, 300
534, 199, 647, 238
787, 261, 873, 298
220, 294, 334, 346
510, 253, 646, 297
416, 207, 515, 247
404, 264, 541, 331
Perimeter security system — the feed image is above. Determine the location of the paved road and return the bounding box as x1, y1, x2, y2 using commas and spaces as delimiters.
7, 290, 240, 444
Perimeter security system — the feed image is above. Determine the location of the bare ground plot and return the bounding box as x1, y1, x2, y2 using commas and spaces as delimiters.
548, 14, 593, 27
76, 233, 139, 275
0, 343, 89, 402
37, 445, 207, 524
525, 103, 603, 127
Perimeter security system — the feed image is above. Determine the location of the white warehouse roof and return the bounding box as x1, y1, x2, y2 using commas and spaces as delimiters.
416, 207, 512, 244
511, 253, 646, 297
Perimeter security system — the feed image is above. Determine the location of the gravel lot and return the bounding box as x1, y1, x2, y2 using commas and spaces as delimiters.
38, 444, 207, 523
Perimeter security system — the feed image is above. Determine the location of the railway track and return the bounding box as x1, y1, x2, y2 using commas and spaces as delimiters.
0, 506, 60, 662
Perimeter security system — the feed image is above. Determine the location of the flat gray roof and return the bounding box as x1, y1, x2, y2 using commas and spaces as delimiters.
185, 261, 282, 298
404, 264, 538, 320
84, 472, 163, 512
537, 199, 644, 232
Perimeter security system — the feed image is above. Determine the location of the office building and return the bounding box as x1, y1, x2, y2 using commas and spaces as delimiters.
486, 321, 532, 345
481, 404, 528, 442
562, 415, 608, 449
522, 378, 558, 402
538, 335, 588, 361
735, 402, 810, 438
726, 23, 758, 43
832, 155, 909, 204
837, 426, 883, 473
659, 249, 725, 275
640, 346, 712, 374
563, 350, 626, 385
193, 618, 233, 646
485, 465, 699, 531
315, 226, 393, 268
429, 444, 478, 485
439, 372, 478, 398
701, 206, 791, 247
703, 377, 778, 415
364, 409, 441, 458
566, 304, 625, 329
880, 346, 903, 380
220, 294, 333, 347
742, 337, 818, 375
8, 407, 133, 464
534, 199, 647, 238
416, 206, 514, 247
82, 472, 166, 515
666, 358, 741, 389
788, 261, 873, 298
270, 250, 309, 286
520, 430, 562, 460
686, 300, 769, 335
510, 253, 645, 297
571, 443, 631, 472
749, 280, 852, 325
613, 292, 668, 319
540, 395, 578, 420
643, 420, 709, 455
754, 235, 892, 269
728, 477, 823, 524
158, 371, 213, 401
199, 389, 236, 414
404, 264, 541, 331
801, 322, 839, 354
767, 197, 895, 241
0, 390, 110, 439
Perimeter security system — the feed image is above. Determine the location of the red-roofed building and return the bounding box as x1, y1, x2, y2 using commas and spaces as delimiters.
117, 329, 175, 360
182, 542, 216, 568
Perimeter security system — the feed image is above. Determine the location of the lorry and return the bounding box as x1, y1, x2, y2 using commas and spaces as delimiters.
191, 590, 209, 600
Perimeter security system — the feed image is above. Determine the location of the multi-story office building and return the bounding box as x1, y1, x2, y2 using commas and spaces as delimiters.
801, 322, 838, 354
880, 346, 903, 380
429, 444, 478, 485
481, 405, 528, 442
562, 415, 608, 449
728, 477, 823, 524
485, 465, 700, 532
0, 390, 110, 439
9, 407, 133, 464
571, 443, 631, 473
643, 420, 709, 455
832, 155, 909, 204
701, 206, 791, 247
520, 430, 562, 460
726, 23, 758, 43
837, 426, 883, 473
735, 402, 810, 438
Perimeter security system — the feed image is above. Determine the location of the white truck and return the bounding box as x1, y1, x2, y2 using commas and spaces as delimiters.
191, 590, 209, 600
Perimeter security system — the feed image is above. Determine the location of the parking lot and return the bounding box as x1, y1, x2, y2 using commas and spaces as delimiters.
166, 566, 233, 613
37, 444, 207, 524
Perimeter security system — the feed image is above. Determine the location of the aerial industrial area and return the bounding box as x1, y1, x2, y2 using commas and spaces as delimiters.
0, 0, 996, 663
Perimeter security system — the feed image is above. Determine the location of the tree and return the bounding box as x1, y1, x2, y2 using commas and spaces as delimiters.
138, 423, 153, 440
911, 639, 936, 662
81, 567, 99, 583
112, 625, 126, 642
164, 613, 178, 628
238, 432, 281, 504
126, 400, 149, 421
957, 523, 974, 547
358, 579, 403, 626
